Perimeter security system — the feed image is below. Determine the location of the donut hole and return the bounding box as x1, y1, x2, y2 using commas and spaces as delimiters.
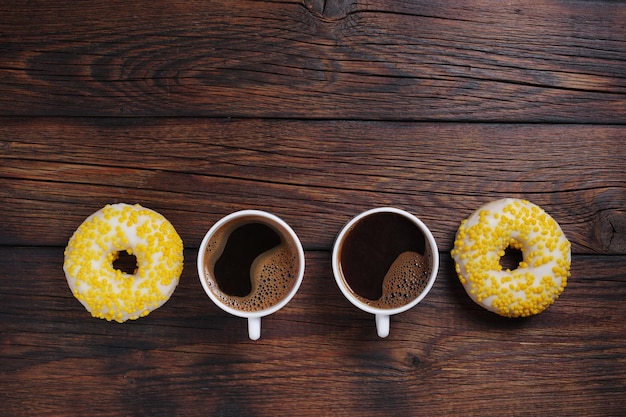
499, 246, 524, 271
113, 251, 138, 275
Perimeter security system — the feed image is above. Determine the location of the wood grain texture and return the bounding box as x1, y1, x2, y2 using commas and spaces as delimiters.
1, 0, 625, 121
2, 0, 626, 415
2, 118, 625, 254
1, 247, 625, 416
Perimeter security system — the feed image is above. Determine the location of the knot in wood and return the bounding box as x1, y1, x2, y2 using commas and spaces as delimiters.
595, 210, 626, 254
303, 0, 355, 21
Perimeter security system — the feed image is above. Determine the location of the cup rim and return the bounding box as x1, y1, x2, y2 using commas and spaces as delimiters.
197, 209, 305, 319
331, 207, 439, 316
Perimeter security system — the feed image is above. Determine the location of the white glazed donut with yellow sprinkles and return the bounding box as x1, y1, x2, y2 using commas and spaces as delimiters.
64, 203, 184, 322
451, 198, 571, 317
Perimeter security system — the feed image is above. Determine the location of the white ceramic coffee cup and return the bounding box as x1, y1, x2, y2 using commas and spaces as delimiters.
197, 210, 305, 340
332, 207, 439, 338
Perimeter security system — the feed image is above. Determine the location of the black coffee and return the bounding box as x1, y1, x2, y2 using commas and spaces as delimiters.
213, 223, 281, 296
203, 216, 300, 312
338, 212, 432, 309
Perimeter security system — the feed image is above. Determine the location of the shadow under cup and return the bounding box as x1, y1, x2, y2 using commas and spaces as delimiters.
197, 210, 305, 340
332, 207, 439, 337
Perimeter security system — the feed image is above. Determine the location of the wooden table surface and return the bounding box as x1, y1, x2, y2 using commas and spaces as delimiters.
2, 1, 625, 415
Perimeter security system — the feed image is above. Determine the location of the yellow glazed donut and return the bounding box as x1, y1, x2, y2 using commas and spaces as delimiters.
451, 198, 571, 317
64, 203, 184, 322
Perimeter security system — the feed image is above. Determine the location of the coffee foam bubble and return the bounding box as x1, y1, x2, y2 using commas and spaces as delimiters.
204, 219, 300, 313
354, 245, 433, 310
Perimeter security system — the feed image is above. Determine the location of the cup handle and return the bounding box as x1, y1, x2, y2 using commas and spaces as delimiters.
248, 316, 261, 340
375, 313, 390, 338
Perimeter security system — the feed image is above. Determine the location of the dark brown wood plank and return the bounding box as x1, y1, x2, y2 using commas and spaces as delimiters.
1, 0, 624, 121
2, 1, 625, 416
2, 118, 625, 254
1, 247, 624, 416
